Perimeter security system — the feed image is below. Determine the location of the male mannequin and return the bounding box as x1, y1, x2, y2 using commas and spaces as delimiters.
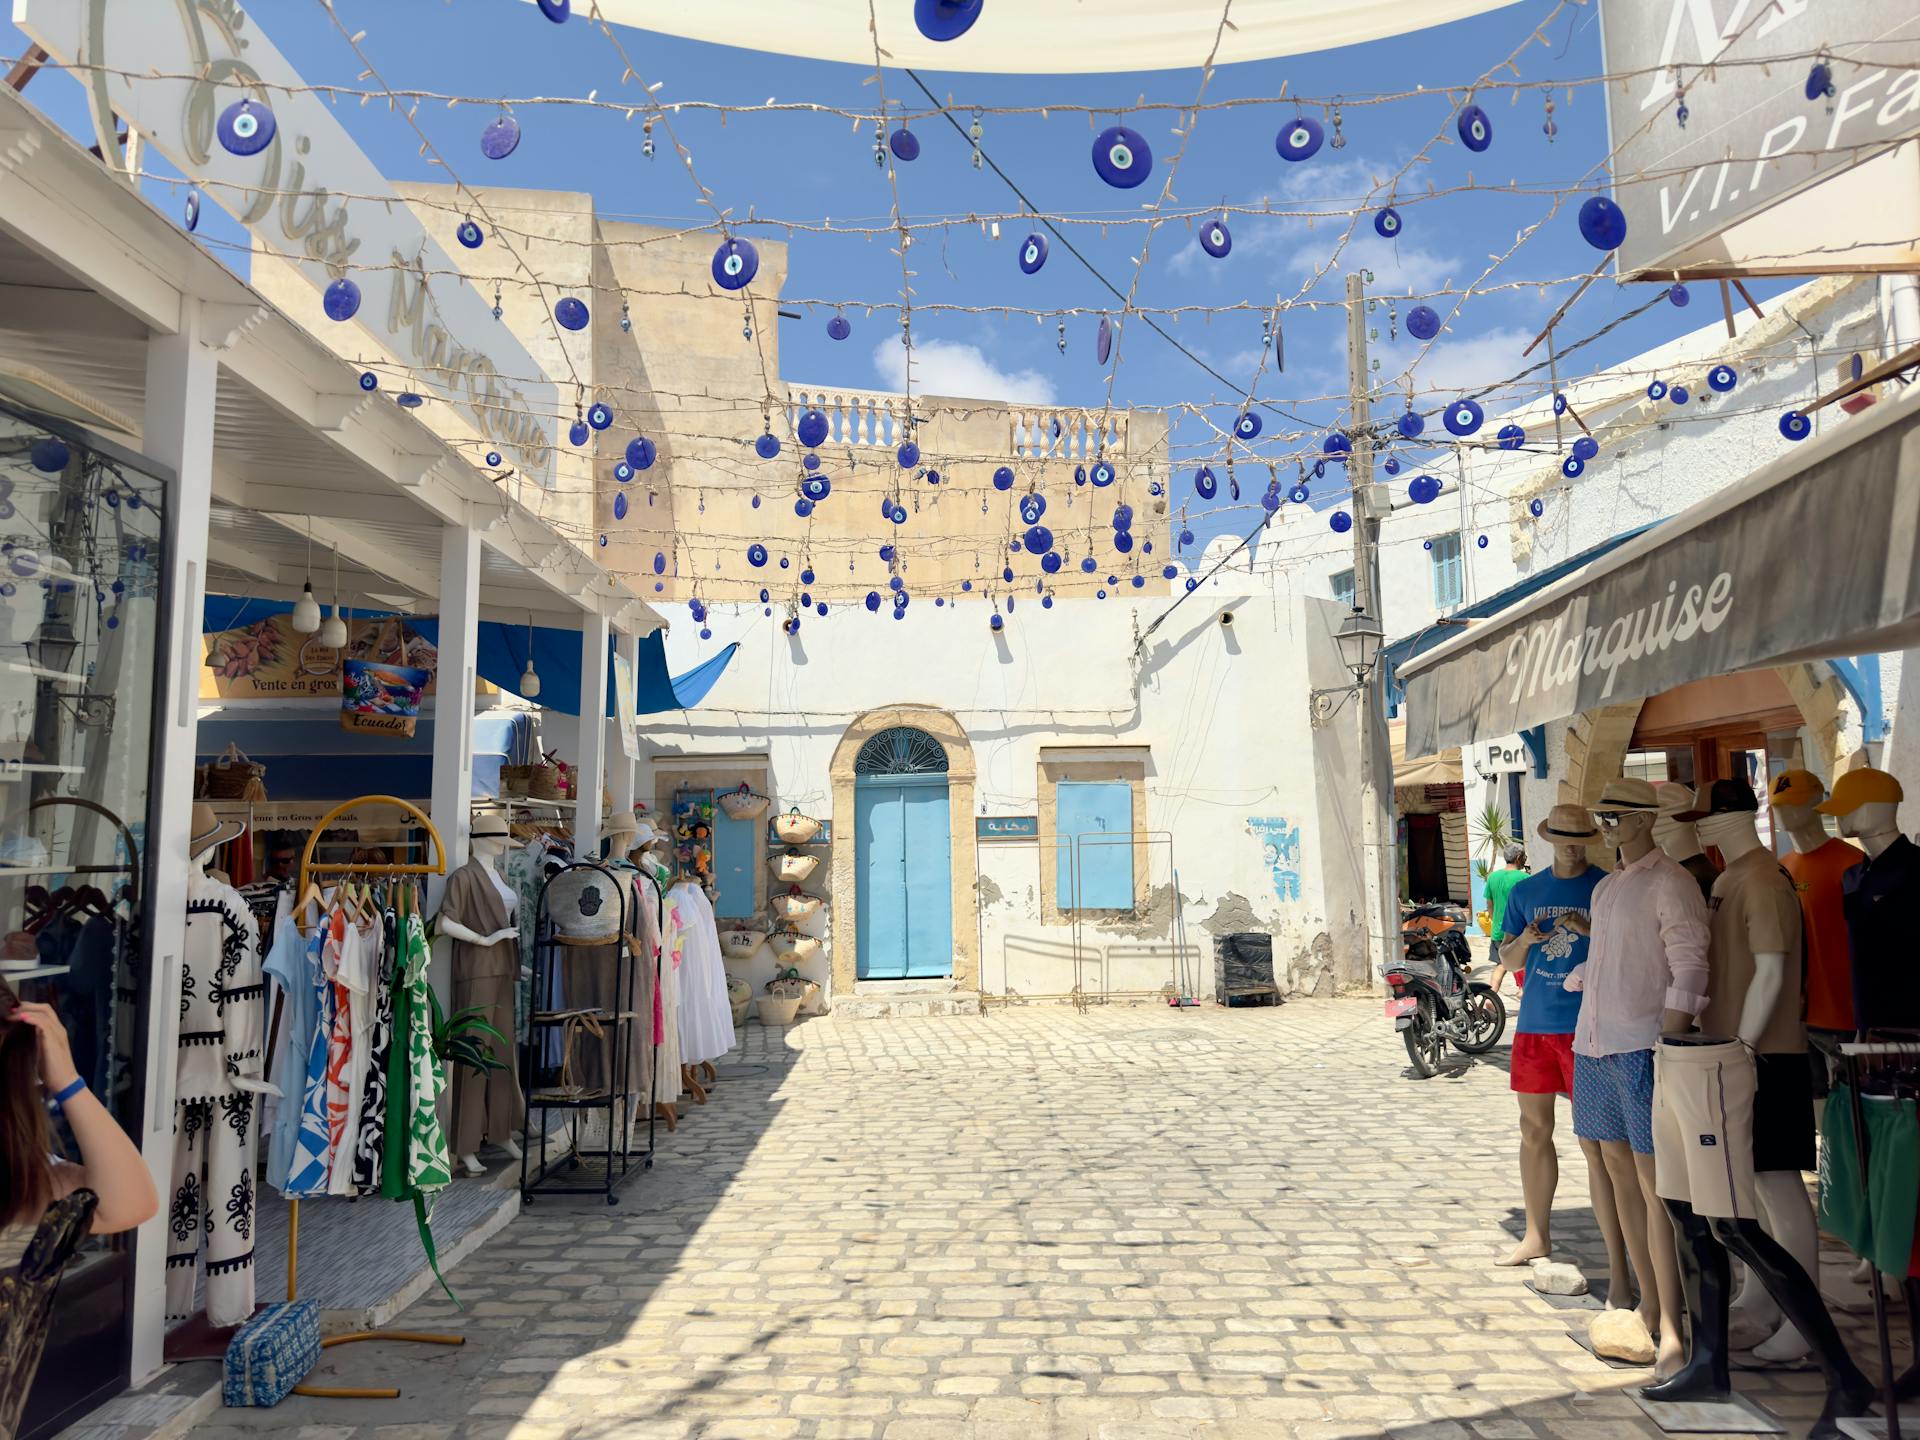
1678, 780, 1818, 1362
1494, 808, 1609, 1273
1772, 771, 1858, 1094
440, 812, 523, 1176
1643, 786, 1873, 1433
1560, 778, 1708, 1380
1822, 768, 1920, 1032
1653, 781, 1719, 901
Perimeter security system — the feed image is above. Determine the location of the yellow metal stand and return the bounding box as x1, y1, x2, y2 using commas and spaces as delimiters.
289, 796, 463, 1399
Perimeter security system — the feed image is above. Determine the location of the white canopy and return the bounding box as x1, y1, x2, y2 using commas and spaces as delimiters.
563, 0, 1519, 75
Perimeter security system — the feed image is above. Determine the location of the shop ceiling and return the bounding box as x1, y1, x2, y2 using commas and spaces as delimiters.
0, 89, 660, 637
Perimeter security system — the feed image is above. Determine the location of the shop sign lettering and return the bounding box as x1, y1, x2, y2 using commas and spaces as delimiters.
1503, 572, 1732, 708
976, 815, 1038, 839
17, 0, 557, 482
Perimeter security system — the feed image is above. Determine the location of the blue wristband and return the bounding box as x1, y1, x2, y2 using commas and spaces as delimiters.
51, 1077, 85, 1109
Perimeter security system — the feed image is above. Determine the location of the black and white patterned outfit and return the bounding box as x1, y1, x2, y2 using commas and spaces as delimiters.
165, 871, 272, 1327
350, 908, 397, 1193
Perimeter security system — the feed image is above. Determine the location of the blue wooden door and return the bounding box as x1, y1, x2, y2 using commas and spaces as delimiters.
855, 774, 953, 979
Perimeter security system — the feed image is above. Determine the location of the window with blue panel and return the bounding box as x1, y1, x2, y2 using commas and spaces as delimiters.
707, 792, 758, 921
1055, 780, 1134, 910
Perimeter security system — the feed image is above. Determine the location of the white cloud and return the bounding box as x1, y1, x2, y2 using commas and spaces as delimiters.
872, 337, 1056, 404
1378, 324, 1537, 404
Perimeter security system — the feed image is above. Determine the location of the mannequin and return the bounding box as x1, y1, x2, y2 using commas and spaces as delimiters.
440, 813, 524, 1177
1823, 769, 1920, 1032
1494, 807, 1609, 1274
1644, 779, 1871, 1433
1560, 777, 1707, 1380
167, 804, 276, 1328
1652, 781, 1718, 900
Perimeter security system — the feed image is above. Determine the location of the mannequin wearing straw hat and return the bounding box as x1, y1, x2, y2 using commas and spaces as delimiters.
440, 812, 523, 1176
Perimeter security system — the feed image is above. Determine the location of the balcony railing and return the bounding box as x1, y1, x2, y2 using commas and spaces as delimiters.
786, 384, 1130, 460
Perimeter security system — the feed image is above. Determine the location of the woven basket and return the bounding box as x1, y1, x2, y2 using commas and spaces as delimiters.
202, 743, 267, 801
719, 925, 767, 960
500, 764, 534, 798
756, 994, 802, 1026
770, 850, 818, 884
718, 784, 769, 822
769, 931, 822, 964
771, 889, 823, 923
728, 975, 752, 1027
772, 808, 821, 845
527, 763, 563, 801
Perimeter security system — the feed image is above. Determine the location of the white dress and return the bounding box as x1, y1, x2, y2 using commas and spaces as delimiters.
669, 882, 736, 1066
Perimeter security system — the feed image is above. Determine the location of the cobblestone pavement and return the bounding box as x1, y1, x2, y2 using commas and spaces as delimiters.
193, 1000, 1904, 1440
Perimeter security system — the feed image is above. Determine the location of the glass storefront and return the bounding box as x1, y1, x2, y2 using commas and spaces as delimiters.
1, 401, 169, 1440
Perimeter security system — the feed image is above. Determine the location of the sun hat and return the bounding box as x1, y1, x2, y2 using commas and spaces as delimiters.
1653, 781, 1697, 819
189, 802, 247, 856
1536, 803, 1602, 844
1768, 769, 1825, 810
1815, 768, 1904, 817
1590, 778, 1661, 817
471, 811, 511, 840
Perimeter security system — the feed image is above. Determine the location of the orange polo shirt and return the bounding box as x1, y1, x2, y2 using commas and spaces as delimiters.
1781, 837, 1862, 1031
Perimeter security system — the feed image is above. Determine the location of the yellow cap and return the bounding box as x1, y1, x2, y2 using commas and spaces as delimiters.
1769, 769, 1825, 809
1814, 768, 1904, 816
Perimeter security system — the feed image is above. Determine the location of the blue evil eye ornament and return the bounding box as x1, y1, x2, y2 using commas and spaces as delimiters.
803, 476, 831, 501
1019, 234, 1049, 274
1025, 526, 1054, 553
1042, 552, 1063, 574
28, 438, 69, 473
1806, 61, 1835, 102
1406, 305, 1441, 342
569, 420, 590, 447
797, 410, 829, 448
1080, 557, 1097, 574
1707, 364, 1737, 393
1092, 125, 1153, 189
1443, 398, 1484, 436
1374, 206, 1403, 239
1199, 220, 1232, 258
1408, 475, 1439, 505
992, 466, 1015, 491
537, 0, 569, 20
587, 402, 613, 430
889, 129, 920, 162
397, 393, 424, 409
184, 188, 201, 232
1779, 410, 1811, 441
555, 297, 589, 330
486, 451, 504, 468
1670, 385, 1690, 405
827, 315, 851, 341
755, 432, 781, 459
1571, 435, 1599, 462
627, 437, 656, 469
1562, 455, 1585, 478
1113, 531, 1134, 554
1276, 116, 1323, 162
1323, 433, 1352, 457
322, 278, 361, 321
802, 568, 816, 585
1288, 484, 1310, 505
1457, 103, 1492, 152
217, 98, 276, 157
1382, 457, 1401, 475
1330, 511, 1353, 534
897, 441, 921, 469
1553, 392, 1568, 416
1647, 379, 1668, 400
613, 493, 629, 521
359, 371, 379, 392
1194, 467, 1217, 500
1261, 486, 1281, 514
889, 503, 908, 524
1021, 494, 1047, 523
1668, 283, 1691, 307
1090, 461, 1115, 488
1476, 534, 1490, 549
1529, 498, 1545, 518
1577, 194, 1628, 251
1110, 503, 1131, 531
614, 461, 634, 482
915, 0, 983, 42
1096, 316, 1113, 366
1397, 412, 1425, 440
1496, 424, 1525, 450
457, 219, 484, 249
481, 114, 521, 160
794, 498, 814, 518
1235, 411, 1262, 440
747, 544, 769, 568
712, 238, 759, 290
865, 591, 882, 613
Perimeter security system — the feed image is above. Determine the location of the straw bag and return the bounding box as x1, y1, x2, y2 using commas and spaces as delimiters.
719, 925, 767, 960
527, 760, 563, 801
718, 783, 768, 822
340, 618, 431, 739
500, 764, 533, 798
772, 808, 821, 845
201, 742, 267, 802
769, 931, 822, 964
771, 887, 822, 923
770, 850, 818, 884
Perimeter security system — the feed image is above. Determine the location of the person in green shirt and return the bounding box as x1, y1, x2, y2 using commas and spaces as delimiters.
1483, 845, 1530, 993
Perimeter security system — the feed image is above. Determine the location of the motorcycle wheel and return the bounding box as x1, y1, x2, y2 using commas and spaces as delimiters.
1453, 982, 1507, 1054
1402, 996, 1443, 1078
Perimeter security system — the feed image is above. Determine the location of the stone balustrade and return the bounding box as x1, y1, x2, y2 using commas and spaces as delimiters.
786, 384, 1131, 460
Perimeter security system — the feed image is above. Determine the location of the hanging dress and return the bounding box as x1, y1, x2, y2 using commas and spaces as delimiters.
400, 910, 452, 1194
283, 917, 337, 1197
349, 907, 397, 1194
261, 898, 320, 1195
669, 882, 736, 1066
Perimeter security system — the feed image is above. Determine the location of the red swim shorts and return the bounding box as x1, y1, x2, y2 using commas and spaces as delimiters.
1510, 1031, 1575, 1096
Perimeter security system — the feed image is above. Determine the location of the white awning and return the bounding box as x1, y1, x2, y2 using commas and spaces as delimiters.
562, 0, 1519, 74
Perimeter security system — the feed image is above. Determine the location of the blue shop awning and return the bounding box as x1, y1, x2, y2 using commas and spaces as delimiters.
203, 598, 736, 718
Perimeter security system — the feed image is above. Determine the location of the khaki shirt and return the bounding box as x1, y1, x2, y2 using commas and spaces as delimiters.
1701, 848, 1806, 1053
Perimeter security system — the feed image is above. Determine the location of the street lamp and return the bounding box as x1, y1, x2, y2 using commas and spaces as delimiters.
1334, 605, 1384, 683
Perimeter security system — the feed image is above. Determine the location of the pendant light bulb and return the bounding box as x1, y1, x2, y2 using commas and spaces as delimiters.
291, 581, 322, 634
520, 614, 541, 698
317, 605, 348, 649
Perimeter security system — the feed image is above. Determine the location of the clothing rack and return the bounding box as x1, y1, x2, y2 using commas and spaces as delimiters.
1838, 1035, 1920, 1440
289, 795, 461, 1401
519, 859, 656, 1206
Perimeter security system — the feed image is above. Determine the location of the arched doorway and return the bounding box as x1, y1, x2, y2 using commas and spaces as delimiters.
853, 726, 953, 979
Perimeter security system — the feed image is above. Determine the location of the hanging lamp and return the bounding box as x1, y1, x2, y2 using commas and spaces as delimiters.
317, 544, 348, 648
290, 520, 322, 633
519, 614, 541, 699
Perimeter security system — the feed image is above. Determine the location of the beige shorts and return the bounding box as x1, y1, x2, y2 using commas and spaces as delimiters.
1652, 1039, 1758, 1220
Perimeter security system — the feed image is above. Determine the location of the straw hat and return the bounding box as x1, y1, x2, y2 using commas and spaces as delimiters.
471, 811, 511, 840
190, 802, 247, 857
1536, 803, 1601, 844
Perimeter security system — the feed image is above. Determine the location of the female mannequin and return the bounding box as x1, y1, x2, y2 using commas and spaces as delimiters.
439, 814, 523, 1176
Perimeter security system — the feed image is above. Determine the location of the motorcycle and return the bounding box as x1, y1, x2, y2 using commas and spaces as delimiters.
1383, 906, 1506, 1078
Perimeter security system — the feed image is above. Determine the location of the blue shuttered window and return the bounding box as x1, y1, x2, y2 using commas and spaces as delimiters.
1430, 533, 1463, 611
1055, 780, 1133, 910
708, 795, 757, 920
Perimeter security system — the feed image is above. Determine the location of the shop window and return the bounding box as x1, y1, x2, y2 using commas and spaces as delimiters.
1430, 534, 1463, 611
1055, 780, 1133, 909
1331, 568, 1356, 609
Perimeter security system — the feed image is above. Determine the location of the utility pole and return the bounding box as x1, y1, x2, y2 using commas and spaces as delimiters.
1345, 271, 1398, 990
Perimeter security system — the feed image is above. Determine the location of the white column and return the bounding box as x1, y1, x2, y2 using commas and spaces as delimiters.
608, 629, 638, 825
574, 611, 610, 854
429, 522, 481, 891
132, 310, 217, 1387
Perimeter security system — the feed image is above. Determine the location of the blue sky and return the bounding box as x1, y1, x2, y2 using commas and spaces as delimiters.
5, 0, 1763, 555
